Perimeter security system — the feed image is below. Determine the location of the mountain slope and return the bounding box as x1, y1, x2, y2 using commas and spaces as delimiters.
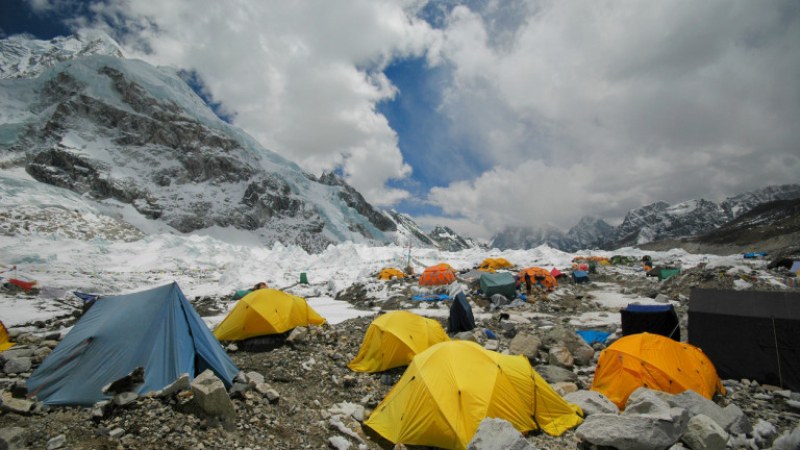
0, 32, 404, 252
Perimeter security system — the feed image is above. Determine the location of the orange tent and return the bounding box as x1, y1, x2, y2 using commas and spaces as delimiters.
591, 333, 725, 409
518, 267, 558, 291
378, 268, 406, 280
478, 258, 513, 272
419, 264, 456, 286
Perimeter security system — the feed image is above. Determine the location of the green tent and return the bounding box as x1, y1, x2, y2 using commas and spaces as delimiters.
659, 268, 680, 281
479, 272, 516, 299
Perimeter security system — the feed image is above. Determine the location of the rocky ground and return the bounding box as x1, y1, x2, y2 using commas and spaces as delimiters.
1, 261, 799, 449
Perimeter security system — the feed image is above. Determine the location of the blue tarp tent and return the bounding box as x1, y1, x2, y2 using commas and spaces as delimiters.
27, 282, 239, 405
572, 270, 590, 284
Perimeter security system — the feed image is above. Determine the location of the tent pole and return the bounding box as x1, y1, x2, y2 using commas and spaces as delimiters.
771, 316, 783, 388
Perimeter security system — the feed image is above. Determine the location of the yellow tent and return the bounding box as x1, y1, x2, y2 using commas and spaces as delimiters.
591, 333, 725, 409
213, 289, 326, 341
377, 268, 406, 280
478, 258, 513, 271
0, 321, 14, 352
365, 341, 583, 450
348, 311, 449, 372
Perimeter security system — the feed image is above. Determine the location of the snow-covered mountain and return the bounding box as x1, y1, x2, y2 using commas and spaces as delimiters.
490, 224, 574, 251
490, 185, 800, 251
0, 32, 465, 253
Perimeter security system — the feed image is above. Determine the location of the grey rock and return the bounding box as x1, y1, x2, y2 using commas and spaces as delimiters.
154, 374, 191, 398
572, 343, 595, 366
244, 371, 265, 386
91, 400, 111, 419
534, 365, 577, 383
548, 345, 574, 368
328, 435, 351, 450
681, 414, 728, 450
453, 331, 479, 343
0, 427, 25, 450
563, 390, 619, 416
112, 392, 138, 406
2, 357, 31, 374
45, 434, 67, 450
45, 434, 65, 450
508, 333, 541, 360
190, 369, 236, 429
624, 388, 675, 421
753, 419, 777, 449
287, 326, 308, 344
665, 390, 752, 434
768, 424, 800, 450
0, 392, 34, 414
108, 428, 125, 439
467, 418, 537, 450
575, 407, 688, 450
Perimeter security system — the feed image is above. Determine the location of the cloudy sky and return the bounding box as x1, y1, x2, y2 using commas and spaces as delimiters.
3, 0, 799, 240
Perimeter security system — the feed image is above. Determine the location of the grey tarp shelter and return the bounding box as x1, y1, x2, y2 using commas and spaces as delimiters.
688, 288, 800, 391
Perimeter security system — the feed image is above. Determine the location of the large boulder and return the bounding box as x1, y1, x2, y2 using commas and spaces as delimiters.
681, 414, 728, 450
564, 390, 619, 416
190, 370, 236, 430
467, 418, 537, 450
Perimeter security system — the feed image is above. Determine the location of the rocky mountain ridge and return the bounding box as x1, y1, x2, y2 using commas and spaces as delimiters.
0, 32, 477, 253
491, 184, 800, 252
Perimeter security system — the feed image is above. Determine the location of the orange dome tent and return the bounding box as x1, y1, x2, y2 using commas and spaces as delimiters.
419, 264, 456, 286
518, 267, 558, 291
591, 333, 725, 409
378, 268, 406, 280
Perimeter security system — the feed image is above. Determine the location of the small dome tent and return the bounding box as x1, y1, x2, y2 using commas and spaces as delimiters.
213, 289, 325, 341
518, 267, 558, 291
591, 333, 725, 409
419, 264, 456, 286
348, 311, 449, 372
378, 268, 406, 280
478, 258, 513, 271
365, 340, 583, 449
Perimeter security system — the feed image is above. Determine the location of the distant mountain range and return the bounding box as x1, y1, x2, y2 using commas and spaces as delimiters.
490, 184, 800, 252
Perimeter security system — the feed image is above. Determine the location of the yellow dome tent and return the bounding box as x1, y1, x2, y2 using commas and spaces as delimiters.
213, 289, 326, 341
478, 258, 513, 272
377, 268, 406, 280
348, 311, 449, 373
591, 332, 725, 409
0, 321, 14, 352
365, 340, 583, 450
